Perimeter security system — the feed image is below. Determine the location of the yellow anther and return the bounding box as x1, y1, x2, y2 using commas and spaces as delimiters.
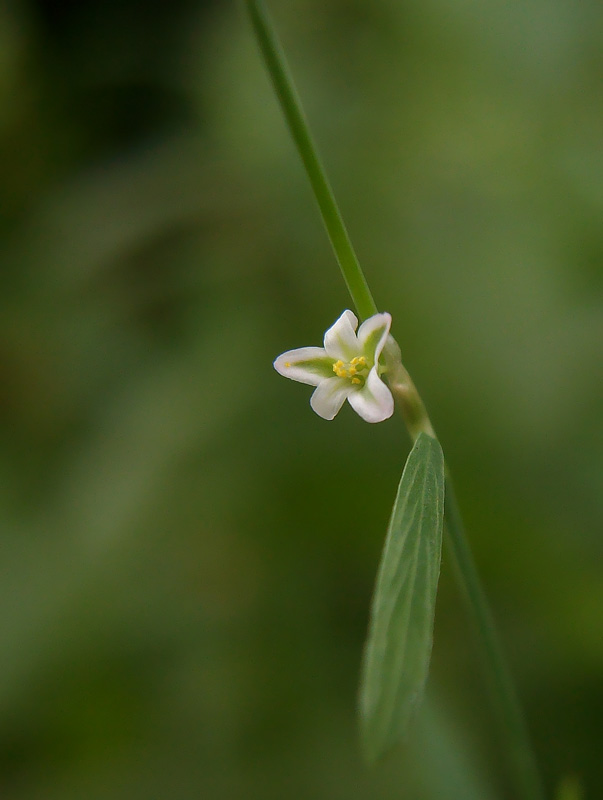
285, 362, 291, 368
333, 359, 353, 378
333, 355, 368, 382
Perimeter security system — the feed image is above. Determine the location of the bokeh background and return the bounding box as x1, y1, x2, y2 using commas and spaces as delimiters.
1, 0, 602, 797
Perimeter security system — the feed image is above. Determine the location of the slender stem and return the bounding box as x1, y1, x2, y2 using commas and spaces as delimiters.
245, 0, 378, 321
444, 474, 546, 800
383, 337, 436, 442
245, 3, 545, 796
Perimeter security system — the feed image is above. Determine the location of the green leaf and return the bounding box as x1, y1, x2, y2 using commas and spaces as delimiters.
359, 432, 445, 763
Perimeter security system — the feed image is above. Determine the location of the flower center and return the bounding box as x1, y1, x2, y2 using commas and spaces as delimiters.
332, 355, 369, 385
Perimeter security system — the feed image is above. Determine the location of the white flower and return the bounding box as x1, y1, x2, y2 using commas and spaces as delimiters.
274, 310, 394, 423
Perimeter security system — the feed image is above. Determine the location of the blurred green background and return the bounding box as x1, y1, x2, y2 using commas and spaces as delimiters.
1, 0, 601, 797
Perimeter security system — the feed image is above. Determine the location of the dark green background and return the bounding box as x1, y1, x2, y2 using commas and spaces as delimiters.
1, 1, 601, 797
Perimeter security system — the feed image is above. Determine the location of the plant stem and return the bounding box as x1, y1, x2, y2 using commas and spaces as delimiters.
245, 0, 378, 321
444, 475, 545, 800
383, 337, 436, 442
245, 3, 545, 797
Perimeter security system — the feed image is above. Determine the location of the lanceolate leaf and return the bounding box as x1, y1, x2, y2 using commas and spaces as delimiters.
359, 433, 445, 763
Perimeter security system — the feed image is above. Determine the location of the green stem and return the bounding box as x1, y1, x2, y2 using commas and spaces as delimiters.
246, 3, 545, 797
245, 0, 378, 321
383, 337, 436, 442
444, 475, 546, 800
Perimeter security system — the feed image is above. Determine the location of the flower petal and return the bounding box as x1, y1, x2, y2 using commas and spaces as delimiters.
274, 347, 335, 386
357, 312, 392, 363
347, 367, 394, 423
323, 310, 359, 360
310, 377, 352, 420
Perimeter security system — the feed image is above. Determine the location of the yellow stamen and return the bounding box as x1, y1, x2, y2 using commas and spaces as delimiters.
333, 355, 369, 383
333, 359, 353, 378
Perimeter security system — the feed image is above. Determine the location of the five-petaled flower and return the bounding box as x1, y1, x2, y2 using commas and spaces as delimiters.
274, 310, 394, 423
